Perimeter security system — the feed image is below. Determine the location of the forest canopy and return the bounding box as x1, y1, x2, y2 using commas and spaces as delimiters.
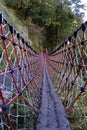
4, 0, 85, 51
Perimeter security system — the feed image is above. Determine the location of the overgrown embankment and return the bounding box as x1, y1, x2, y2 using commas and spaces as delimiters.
2, 0, 83, 52
0, 1, 45, 52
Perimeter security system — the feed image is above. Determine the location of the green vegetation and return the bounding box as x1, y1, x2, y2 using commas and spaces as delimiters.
0, 0, 86, 130
10, 95, 38, 130
3, 0, 84, 52
0, 1, 29, 40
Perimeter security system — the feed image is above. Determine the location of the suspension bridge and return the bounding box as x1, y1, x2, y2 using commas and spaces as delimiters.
0, 12, 87, 130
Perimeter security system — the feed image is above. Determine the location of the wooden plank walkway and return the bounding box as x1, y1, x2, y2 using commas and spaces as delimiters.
36, 55, 70, 130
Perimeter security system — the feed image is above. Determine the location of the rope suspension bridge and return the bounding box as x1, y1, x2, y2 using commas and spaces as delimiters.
0, 12, 87, 130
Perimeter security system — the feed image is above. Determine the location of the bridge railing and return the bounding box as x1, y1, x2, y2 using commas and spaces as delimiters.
46, 21, 87, 129
0, 13, 43, 130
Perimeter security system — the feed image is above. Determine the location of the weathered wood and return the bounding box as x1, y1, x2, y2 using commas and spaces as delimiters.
36, 56, 71, 130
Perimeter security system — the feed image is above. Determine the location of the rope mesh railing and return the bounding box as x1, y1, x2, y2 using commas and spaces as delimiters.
0, 13, 43, 130
46, 22, 87, 129
1, 11, 87, 130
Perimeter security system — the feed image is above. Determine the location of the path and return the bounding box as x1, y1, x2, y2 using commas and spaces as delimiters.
36, 54, 70, 130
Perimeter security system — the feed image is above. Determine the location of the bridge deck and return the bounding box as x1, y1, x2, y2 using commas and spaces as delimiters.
0, 13, 87, 130
36, 55, 70, 130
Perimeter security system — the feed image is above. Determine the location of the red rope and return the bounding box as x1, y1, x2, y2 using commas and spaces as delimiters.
46, 22, 87, 112
0, 14, 43, 129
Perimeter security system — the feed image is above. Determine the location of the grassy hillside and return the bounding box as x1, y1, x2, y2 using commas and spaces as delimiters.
0, 1, 44, 52
0, 1, 29, 40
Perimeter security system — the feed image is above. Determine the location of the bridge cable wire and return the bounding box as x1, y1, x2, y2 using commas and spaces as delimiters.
0, 13, 43, 130
46, 22, 87, 128
0, 12, 87, 129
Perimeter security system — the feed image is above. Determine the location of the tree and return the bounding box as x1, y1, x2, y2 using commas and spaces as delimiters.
44, 0, 76, 51
70, 0, 85, 18
4, 0, 84, 51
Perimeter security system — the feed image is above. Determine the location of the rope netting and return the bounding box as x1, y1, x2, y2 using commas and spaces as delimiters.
0, 13, 43, 130
1, 11, 87, 130
46, 22, 87, 129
